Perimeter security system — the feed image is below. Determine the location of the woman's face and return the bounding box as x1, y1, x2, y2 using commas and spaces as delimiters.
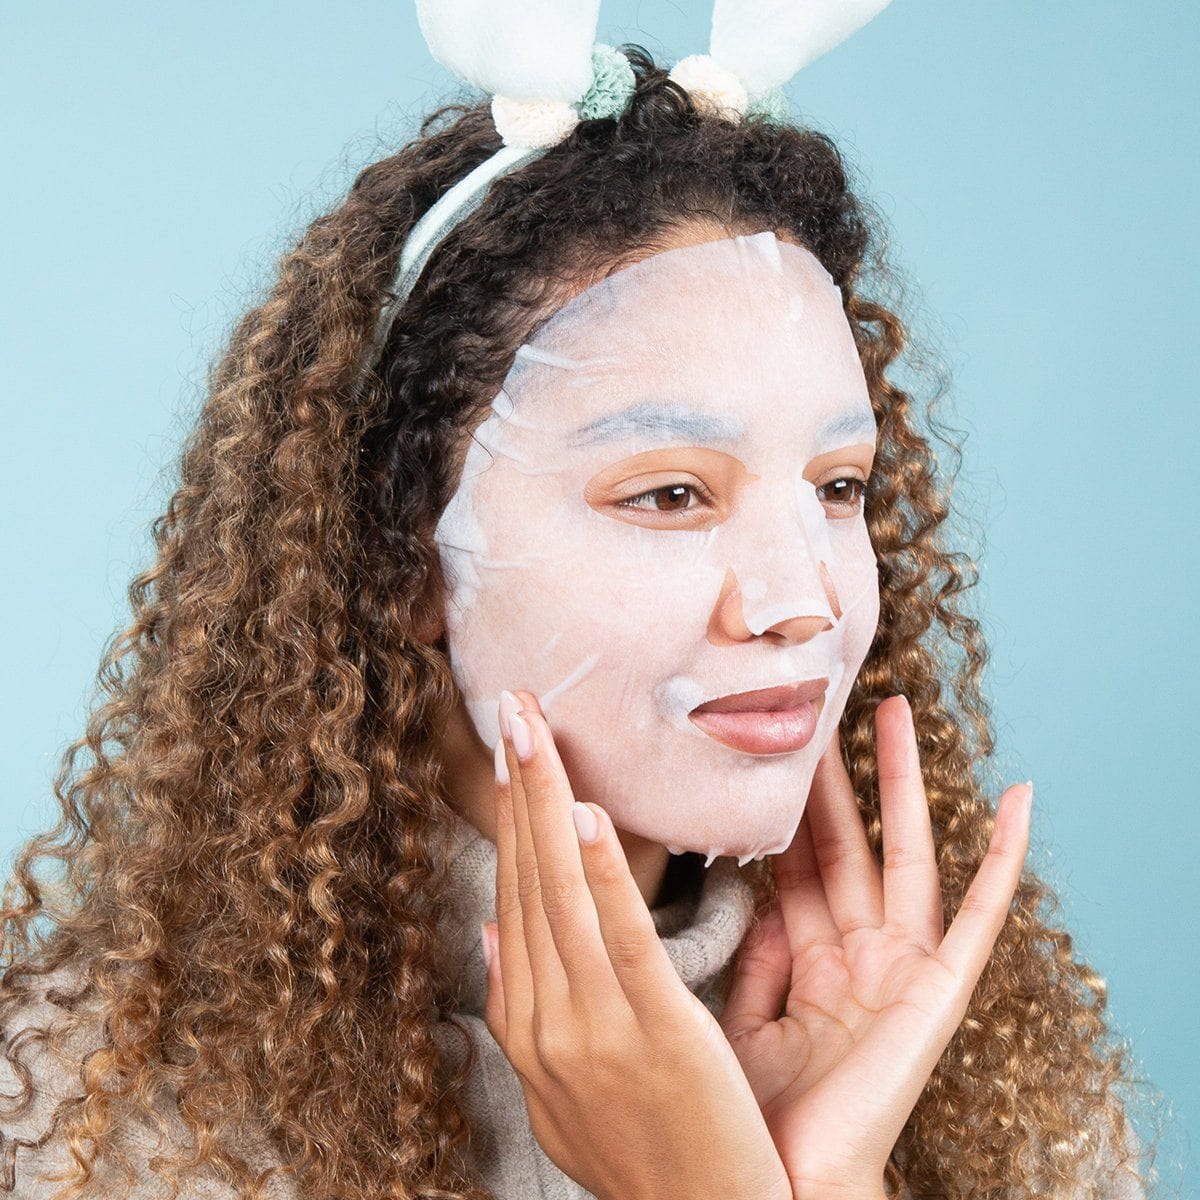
434, 231, 880, 864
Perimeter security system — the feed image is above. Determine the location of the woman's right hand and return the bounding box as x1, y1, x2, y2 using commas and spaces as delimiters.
481, 689, 792, 1200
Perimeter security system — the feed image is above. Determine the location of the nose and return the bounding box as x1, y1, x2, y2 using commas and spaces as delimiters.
705, 475, 845, 646
707, 559, 843, 646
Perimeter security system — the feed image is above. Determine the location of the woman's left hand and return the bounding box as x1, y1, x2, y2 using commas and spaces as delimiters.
718, 694, 1033, 1200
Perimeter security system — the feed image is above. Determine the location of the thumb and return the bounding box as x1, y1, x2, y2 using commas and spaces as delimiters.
480, 921, 507, 1047
720, 901, 791, 1039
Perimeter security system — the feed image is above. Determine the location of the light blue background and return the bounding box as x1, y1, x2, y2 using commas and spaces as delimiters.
3, 2, 1195, 1190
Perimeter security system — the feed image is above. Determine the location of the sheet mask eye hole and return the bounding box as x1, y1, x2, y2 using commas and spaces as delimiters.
617, 483, 708, 514
817, 477, 868, 514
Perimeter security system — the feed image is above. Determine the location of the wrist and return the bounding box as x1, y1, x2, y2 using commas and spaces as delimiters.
789, 1181, 887, 1200
793, 1192, 886, 1200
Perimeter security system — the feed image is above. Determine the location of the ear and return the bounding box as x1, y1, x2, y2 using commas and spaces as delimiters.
412, 545, 448, 648
413, 606, 445, 647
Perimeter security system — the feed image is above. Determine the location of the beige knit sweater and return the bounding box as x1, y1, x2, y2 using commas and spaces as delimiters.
0, 809, 1146, 1199
428, 809, 762, 1199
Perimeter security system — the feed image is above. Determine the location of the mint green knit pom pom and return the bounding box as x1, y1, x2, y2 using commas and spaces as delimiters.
579, 44, 636, 121
746, 86, 791, 124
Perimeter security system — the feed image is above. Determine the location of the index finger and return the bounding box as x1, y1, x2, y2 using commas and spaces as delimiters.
491, 707, 536, 1037
512, 692, 694, 1019
935, 782, 1032, 988
507, 690, 626, 1004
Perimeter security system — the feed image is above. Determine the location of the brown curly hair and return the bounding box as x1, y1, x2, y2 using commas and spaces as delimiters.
0, 46, 1168, 1200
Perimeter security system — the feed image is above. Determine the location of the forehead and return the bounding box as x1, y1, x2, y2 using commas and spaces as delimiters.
500, 231, 875, 450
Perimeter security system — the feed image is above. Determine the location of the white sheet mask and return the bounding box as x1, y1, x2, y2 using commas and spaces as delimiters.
433, 231, 881, 864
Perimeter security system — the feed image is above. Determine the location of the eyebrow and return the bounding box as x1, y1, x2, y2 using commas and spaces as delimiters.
567, 402, 876, 450
814, 409, 877, 450
568, 403, 746, 448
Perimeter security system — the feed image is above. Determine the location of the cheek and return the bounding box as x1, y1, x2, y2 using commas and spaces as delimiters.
437, 481, 723, 710
839, 557, 881, 676
457, 466, 720, 628
463, 523, 724, 655
825, 514, 878, 606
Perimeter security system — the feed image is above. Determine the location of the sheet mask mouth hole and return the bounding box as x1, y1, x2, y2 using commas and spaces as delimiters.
690, 677, 828, 714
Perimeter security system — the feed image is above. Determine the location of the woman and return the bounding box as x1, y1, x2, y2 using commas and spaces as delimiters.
0, 37, 1157, 1200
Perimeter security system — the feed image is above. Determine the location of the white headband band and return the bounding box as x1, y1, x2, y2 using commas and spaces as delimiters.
361, 0, 895, 374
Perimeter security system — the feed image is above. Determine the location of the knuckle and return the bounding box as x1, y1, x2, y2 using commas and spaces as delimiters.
603, 933, 652, 971
639, 993, 700, 1042
536, 1009, 636, 1083
536, 879, 581, 921
957, 892, 994, 920
774, 855, 819, 891
504, 1027, 536, 1073
985, 842, 1023, 869
494, 882, 523, 920
589, 1014, 637, 1063
884, 846, 933, 872
515, 862, 544, 900
993, 855, 1023, 879
587, 853, 631, 890
811, 836, 856, 873
532, 1011, 580, 1070
514, 845, 541, 878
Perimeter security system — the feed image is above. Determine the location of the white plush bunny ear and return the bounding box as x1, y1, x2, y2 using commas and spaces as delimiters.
416, 0, 601, 104
669, 0, 894, 117
711, 0, 894, 96
366, 0, 623, 370
415, 0, 609, 148
367, 0, 893, 377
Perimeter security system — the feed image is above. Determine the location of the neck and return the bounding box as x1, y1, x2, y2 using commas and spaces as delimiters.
429, 801, 758, 1025
437, 690, 673, 908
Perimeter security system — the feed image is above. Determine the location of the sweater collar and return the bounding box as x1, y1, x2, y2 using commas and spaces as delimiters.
431, 808, 758, 1017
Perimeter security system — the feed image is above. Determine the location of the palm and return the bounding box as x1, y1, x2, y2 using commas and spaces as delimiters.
718, 698, 1032, 1190
726, 908, 957, 1154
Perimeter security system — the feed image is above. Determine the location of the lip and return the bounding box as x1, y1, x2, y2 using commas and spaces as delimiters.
689, 678, 829, 755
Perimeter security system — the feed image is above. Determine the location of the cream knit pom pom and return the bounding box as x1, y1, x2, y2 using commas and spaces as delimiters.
491, 95, 580, 148
666, 54, 749, 120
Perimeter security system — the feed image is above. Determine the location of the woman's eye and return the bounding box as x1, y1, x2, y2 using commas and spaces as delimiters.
612, 478, 866, 519
817, 477, 869, 514
616, 482, 709, 514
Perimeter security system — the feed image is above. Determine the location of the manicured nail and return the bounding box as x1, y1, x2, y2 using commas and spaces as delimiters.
480, 921, 492, 971
1008, 779, 1033, 819
510, 712, 534, 761
572, 802, 599, 844
494, 737, 509, 786
498, 690, 521, 740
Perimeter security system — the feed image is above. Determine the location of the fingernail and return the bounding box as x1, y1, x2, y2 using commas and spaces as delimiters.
480, 921, 492, 971
498, 690, 521, 740
1009, 779, 1033, 818
572, 802, 599, 844
510, 712, 534, 761
494, 737, 509, 786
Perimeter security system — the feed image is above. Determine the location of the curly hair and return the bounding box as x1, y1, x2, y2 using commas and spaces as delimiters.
0, 46, 1167, 1200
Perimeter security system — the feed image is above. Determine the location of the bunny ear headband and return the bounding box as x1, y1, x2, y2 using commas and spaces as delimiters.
365, 0, 894, 370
